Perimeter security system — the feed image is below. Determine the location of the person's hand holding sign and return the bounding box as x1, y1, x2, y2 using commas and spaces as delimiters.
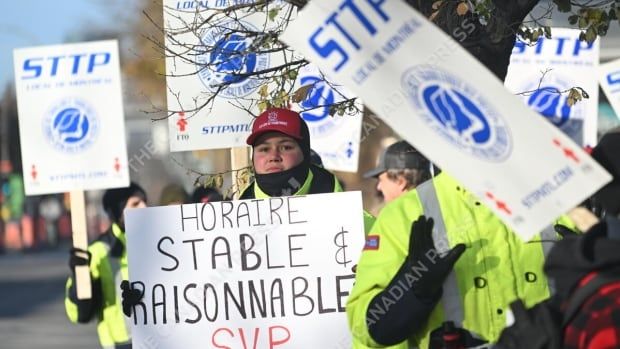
120, 280, 143, 317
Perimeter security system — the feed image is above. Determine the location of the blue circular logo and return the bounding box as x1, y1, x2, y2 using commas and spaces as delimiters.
296, 69, 349, 138
197, 20, 270, 98
43, 98, 99, 153
526, 85, 572, 127
299, 75, 335, 122
401, 66, 512, 162
518, 74, 584, 144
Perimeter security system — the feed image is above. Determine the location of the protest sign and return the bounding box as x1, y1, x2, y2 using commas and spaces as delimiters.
505, 28, 600, 147
280, 0, 611, 240
163, 0, 363, 169
599, 58, 620, 122
13, 40, 129, 195
125, 192, 365, 349
164, 0, 287, 151
292, 65, 362, 172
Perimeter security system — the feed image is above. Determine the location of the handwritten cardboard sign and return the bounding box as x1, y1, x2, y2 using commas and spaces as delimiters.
125, 192, 365, 348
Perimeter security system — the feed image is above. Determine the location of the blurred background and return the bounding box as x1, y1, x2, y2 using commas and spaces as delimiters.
1, 0, 619, 348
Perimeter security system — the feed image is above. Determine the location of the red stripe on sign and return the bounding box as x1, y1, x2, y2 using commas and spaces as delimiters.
364, 235, 380, 250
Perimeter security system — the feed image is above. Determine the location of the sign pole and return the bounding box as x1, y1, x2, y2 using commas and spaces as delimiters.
70, 190, 92, 299
230, 147, 250, 200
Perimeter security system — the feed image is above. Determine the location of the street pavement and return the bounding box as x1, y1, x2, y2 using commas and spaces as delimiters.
0, 246, 98, 349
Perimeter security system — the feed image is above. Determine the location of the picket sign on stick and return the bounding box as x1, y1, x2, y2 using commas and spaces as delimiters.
505, 28, 600, 147
231, 147, 251, 199
281, 0, 612, 240
70, 190, 91, 299
13, 40, 129, 298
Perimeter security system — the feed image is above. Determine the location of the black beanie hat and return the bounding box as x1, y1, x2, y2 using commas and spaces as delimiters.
102, 182, 147, 224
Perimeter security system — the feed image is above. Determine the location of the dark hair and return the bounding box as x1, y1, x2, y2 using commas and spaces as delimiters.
191, 186, 224, 204
385, 168, 431, 190
102, 182, 147, 224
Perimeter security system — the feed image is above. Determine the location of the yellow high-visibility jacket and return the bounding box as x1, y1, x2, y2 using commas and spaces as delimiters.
347, 172, 575, 348
65, 223, 131, 348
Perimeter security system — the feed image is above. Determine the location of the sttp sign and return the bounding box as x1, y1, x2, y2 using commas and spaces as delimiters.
13, 40, 129, 195
280, 0, 611, 240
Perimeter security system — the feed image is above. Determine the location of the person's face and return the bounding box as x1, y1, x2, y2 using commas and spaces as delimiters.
124, 196, 147, 211
253, 132, 304, 174
376, 172, 407, 203
118, 195, 147, 229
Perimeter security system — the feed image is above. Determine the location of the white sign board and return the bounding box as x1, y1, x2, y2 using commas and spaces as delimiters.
281, 0, 611, 240
505, 28, 600, 147
293, 65, 362, 172
164, 1, 285, 151
13, 40, 129, 195
164, 0, 362, 169
125, 192, 365, 349
599, 58, 620, 122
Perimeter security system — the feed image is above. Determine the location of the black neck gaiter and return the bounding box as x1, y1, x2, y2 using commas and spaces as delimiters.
255, 160, 310, 197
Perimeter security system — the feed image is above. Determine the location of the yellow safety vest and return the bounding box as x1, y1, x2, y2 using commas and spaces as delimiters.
65, 223, 131, 348
347, 172, 575, 348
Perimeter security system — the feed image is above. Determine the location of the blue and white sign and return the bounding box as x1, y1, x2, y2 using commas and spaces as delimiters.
505, 28, 600, 147
13, 40, 129, 195
196, 20, 270, 98
292, 65, 362, 172
401, 66, 512, 162
164, 0, 291, 151
598, 59, 620, 123
281, 0, 611, 239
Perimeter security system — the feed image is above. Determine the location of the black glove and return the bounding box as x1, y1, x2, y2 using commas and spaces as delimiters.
586, 196, 608, 219
366, 216, 466, 345
554, 224, 578, 239
495, 300, 562, 349
429, 321, 488, 349
408, 216, 466, 299
120, 280, 144, 317
68, 247, 91, 271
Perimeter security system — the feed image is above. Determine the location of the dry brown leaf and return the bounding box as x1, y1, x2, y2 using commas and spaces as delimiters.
292, 84, 313, 103
456, 2, 469, 16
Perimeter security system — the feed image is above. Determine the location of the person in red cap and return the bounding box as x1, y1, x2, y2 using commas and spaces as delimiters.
241, 107, 341, 196
240, 107, 375, 234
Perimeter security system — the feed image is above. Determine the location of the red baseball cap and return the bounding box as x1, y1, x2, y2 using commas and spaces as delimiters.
246, 108, 307, 145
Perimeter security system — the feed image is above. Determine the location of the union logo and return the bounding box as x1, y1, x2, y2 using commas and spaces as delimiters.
401, 66, 512, 162
42, 98, 99, 154
196, 20, 270, 99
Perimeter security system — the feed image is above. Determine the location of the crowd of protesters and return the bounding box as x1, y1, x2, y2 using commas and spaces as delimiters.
62, 107, 620, 349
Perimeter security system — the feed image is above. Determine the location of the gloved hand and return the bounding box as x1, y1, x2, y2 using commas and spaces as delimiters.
585, 196, 608, 219
494, 300, 562, 349
120, 280, 144, 317
68, 247, 91, 271
407, 216, 466, 299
